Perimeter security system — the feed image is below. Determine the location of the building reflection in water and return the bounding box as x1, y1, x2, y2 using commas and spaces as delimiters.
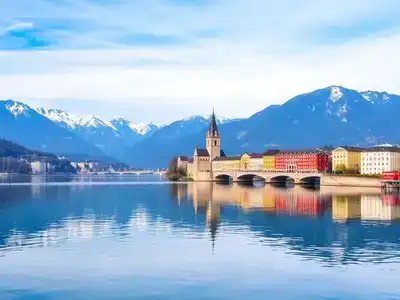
169, 182, 400, 264
332, 193, 400, 222
2, 181, 400, 266
182, 182, 333, 217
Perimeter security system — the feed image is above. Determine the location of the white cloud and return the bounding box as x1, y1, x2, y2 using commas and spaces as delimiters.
3, 21, 34, 34
0, 0, 399, 122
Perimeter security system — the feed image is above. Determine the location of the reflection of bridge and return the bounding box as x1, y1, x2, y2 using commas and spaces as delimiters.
213, 171, 323, 184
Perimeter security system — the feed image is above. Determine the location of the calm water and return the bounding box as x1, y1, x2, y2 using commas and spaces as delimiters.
1, 175, 400, 299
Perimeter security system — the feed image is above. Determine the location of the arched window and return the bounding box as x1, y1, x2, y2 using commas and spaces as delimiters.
214, 140, 217, 146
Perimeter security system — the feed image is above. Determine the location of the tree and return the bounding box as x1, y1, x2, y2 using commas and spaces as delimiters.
168, 157, 178, 174
167, 157, 187, 181
335, 164, 347, 174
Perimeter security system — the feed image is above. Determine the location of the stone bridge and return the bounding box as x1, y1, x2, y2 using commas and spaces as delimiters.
213, 170, 323, 184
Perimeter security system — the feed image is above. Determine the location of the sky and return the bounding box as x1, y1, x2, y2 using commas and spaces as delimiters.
0, 0, 399, 124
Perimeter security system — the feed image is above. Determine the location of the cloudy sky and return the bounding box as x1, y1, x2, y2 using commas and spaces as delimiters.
0, 0, 399, 123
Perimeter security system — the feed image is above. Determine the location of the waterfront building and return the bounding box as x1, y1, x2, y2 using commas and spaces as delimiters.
263, 150, 280, 171
212, 156, 241, 172
30, 161, 47, 174
240, 153, 263, 171
360, 147, 400, 175
177, 156, 189, 170
332, 146, 363, 172
187, 159, 194, 177
76, 161, 99, 171
186, 110, 225, 181
275, 150, 329, 173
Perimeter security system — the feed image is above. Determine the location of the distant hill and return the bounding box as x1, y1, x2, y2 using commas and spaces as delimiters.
0, 138, 55, 159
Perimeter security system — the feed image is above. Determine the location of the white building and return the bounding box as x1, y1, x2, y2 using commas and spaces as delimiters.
31, 161, 47, 174
361, 147, 400, 175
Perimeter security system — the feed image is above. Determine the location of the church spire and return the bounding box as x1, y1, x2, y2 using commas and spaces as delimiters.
208, 108, 219, 137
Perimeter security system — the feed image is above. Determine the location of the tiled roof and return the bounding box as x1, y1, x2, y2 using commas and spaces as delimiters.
243, 152, 263, 158
263, 149, 280, 156
364, 147, 400, 153
178, 156, 189, 161
195, 148, 210, 157
213, 156, 241, 161
335, 146, 365, 152
277, 149, 325, 155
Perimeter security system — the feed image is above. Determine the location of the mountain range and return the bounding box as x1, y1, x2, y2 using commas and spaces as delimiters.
124, 86, 400, 168
35, 108, 161, 160
1, 85, 400, 168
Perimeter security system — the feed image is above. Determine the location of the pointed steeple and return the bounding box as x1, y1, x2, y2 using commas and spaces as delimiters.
208, 107, 219, 137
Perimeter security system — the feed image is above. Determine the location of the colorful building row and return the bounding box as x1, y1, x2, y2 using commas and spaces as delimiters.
332, 146, 400, 175
211, 149, 330, 173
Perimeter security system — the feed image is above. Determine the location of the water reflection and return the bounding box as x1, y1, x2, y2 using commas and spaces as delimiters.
1, 180, 400, 268
170, 182, 400, 265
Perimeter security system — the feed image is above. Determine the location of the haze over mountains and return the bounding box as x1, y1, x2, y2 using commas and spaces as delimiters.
1, 85, 400, 168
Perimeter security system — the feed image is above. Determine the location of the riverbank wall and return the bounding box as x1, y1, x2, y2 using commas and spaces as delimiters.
320, 175, 380, 188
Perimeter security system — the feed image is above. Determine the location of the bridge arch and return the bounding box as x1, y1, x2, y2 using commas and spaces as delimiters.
236, 174, 266, 183
270, 175, 295, 184
299, 176, 321, 184
215, 174, 233, 183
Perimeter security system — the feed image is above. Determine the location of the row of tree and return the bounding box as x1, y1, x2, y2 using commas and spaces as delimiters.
334, 164, 360, 174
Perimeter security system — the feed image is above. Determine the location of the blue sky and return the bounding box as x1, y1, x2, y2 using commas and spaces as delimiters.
0, 0, 399, 123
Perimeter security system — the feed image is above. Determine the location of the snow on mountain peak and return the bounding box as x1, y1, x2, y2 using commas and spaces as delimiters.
36, 107, 80, 129
6, 100, 31, 117
329, 86, 343, 103
361, 91, 391, 104
132, 123, 160, 135
76, 115, 118, 131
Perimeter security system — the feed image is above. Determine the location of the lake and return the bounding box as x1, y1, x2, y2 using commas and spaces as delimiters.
1, 175, 400, 299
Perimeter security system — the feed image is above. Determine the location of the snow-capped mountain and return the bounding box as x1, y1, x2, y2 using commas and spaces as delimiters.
360, 91, 394, 104
36, 108, 160, 136
124, 86, 400, 168
0, 100, 108, 159
5, 85, 400, 168
36, 108, 161, 159
36, 108, 81, 130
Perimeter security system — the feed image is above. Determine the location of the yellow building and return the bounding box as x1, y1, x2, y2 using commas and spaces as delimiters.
212, 156, 241, 171
240, 153, 251, 170
240, 153, 263, 171
263, 150, 280, 171
332, 146, 363, 171
332, 195, 361, 222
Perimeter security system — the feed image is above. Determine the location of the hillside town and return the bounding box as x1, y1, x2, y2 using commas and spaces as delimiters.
173, 111, 400, 180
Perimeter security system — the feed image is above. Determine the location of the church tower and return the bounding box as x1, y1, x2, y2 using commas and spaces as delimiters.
206, 109, 221, 160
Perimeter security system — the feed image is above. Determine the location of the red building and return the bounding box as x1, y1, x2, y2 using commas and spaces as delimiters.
275, 150, 329, 173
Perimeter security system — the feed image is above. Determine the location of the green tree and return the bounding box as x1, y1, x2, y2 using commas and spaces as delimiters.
335, 164, 347, 174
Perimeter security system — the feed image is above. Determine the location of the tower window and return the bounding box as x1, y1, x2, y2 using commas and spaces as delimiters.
214, 140, 217, 146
